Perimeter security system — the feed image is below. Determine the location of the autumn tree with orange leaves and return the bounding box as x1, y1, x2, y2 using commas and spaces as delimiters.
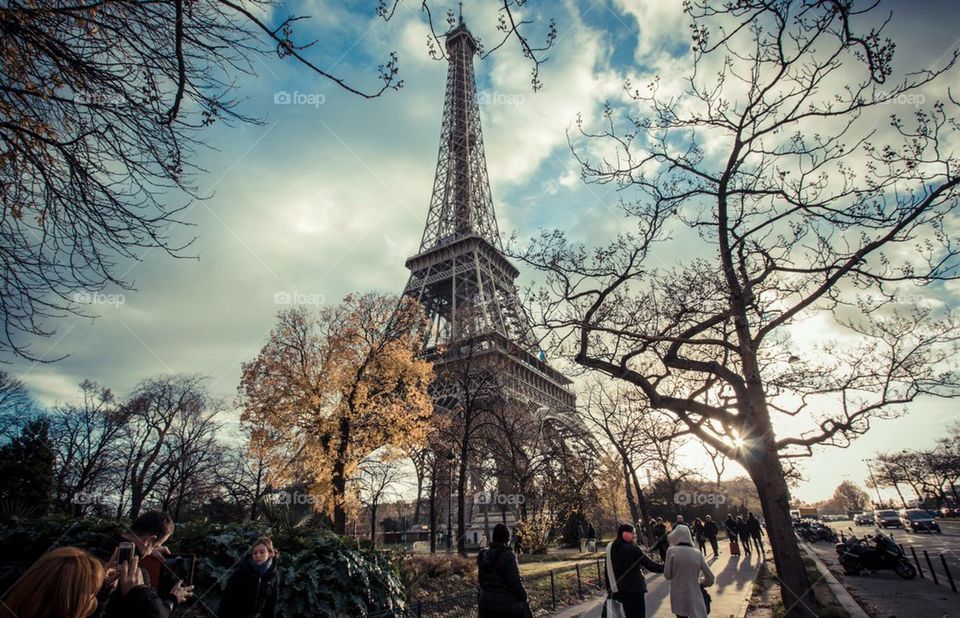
238, 294, 433, 534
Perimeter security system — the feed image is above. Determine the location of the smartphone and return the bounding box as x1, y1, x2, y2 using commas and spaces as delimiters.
118, 541, 135, 565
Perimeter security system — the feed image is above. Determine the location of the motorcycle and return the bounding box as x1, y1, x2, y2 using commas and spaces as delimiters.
795, 520, 838, 543
835, 531, 916, 579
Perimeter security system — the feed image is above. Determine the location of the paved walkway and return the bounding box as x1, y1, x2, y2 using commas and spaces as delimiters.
549, 549, 763, 618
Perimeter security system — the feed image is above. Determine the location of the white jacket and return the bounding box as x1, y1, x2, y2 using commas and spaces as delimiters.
664, 531, 715, 618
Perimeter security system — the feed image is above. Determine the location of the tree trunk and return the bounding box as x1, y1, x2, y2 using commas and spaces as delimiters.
370, 504, 378, 544
622, 460, 640, 525
748, 449, 817, 618
456, 450, 468, 556
331, 414, 351, 535
429, 461, 438, 554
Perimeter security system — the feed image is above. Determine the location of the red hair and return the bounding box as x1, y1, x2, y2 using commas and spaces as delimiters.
0, 547, 104, 618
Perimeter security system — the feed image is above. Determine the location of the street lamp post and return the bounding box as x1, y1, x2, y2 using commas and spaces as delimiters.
862, 458, 883, 508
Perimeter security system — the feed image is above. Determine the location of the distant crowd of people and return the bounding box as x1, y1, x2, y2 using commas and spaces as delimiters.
0, 510, 279, 618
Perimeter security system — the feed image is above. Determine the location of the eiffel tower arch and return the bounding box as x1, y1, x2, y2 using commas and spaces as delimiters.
397, 18, 577, 549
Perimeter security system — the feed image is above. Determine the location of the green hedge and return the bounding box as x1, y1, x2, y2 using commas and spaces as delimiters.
0, 516, 405, 617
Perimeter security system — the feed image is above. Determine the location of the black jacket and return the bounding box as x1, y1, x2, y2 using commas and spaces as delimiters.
703, 521, 719, 539
606, 538, 664, 595
218, 556, 280, 618
746, 516, 764, 538
724, 518, 738, 538
737, 521, 751, 541
478, 543, 528, 612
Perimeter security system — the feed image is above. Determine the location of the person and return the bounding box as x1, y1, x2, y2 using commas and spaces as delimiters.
664, 526, 715, 618
92, 510, 192, 617
653, 518, 669, 561
703, 516, 720, 558
605, 524, 664, 618
736, 516, 752, 556
746, 512, 764, 554
1, 547, 104, 618
478, 524, 530, 618
218, 537, 280, 618
675, 515, 690, 530
724, 514, 740, 556
691, 518, 707, 555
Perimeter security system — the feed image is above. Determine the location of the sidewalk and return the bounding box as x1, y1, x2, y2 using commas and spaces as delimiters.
549, 549, 762, 617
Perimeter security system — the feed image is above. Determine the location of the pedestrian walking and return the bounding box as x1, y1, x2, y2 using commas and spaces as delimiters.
653, 518, 669, 562
746, 513, 764, 555
604, 523, 664, 618
664, 526, 715, 618
692, 518, 707, 555
218, 537, 280, 618
703, 516, 720, 558
478, 524, 531, 618
724, 514, 740, 557
736, 516, 752, 556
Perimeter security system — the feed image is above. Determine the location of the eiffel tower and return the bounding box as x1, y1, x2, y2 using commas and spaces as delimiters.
400, 18, 575, 415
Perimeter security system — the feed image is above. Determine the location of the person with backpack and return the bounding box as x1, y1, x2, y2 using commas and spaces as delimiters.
478, 524, 530, 618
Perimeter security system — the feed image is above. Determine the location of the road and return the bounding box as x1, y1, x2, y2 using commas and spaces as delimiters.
826, 519, 960, 575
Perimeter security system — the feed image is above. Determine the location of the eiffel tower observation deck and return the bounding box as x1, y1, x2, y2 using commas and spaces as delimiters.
400, 18, 575, 414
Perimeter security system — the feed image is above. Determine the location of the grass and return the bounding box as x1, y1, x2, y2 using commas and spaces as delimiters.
746, 555, 849, 617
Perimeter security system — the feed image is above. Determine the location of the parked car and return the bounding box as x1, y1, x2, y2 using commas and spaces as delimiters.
900, 509, 942, 533
875, 509, 902, 528
854, 512, 874, 526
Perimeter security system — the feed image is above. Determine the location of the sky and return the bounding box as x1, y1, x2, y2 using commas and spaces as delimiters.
8, 0, 960, 505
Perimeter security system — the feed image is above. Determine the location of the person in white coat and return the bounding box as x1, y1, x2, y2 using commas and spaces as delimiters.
664, 525, 715, 618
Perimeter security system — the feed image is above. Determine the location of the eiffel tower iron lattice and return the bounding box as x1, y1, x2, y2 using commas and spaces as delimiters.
400, 19, 575, 414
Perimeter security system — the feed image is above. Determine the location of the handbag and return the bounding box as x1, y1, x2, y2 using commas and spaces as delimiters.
701, 587, 712, 614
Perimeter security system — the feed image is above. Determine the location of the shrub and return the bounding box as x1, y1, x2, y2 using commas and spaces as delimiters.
0, 516, 405, 617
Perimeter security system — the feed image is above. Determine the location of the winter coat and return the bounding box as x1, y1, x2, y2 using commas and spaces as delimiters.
664, 543, 715, 618
653, 523, 669, 548
723, 517, 738, 539
746, 516, 764, 538
737, 521, 751, 542
692, 522, 705, 543
606, 537, 664, 595
703, 521, 719, 539
477, 543, 528, 615
218, 556, 280, 618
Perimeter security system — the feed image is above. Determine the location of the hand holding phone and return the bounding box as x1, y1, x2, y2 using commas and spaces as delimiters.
118, 541, 135, 565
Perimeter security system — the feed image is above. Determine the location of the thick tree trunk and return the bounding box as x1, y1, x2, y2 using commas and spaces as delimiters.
747, 447, 817, 618
331, 414, 351, 535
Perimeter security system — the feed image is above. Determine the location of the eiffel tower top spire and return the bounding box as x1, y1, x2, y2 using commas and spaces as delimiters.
417, 17, 502, 252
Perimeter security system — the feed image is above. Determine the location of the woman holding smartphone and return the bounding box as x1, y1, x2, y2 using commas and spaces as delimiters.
217, 537, 280, 618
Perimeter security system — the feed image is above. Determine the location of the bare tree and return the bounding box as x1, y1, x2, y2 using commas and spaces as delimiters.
353, 452, 405, 545
0, 371, 35, 439
519, 2, 960, 613
49, 380, 127, 514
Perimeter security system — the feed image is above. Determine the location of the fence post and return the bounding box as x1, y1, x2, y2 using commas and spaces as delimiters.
576, 563, 584, 599
550, 570, 556, 610
416, 600, 422, 618
924, 550, 939, 585
911, 546, 924, 578
940, 554, 958, 593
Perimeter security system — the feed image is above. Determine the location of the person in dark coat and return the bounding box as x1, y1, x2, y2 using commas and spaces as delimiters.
653, 518, 669, 561
478, 524, 529, 618
736, 516, 752, 556
746, 513, 765, 554
605, 523, 664, 618
703, 515, 720, 558
218, 536, 280, 618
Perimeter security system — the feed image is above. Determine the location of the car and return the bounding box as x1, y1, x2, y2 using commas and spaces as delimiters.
900, 509, 942, 533
875, 509, 902, 528
854, 512, 874, 526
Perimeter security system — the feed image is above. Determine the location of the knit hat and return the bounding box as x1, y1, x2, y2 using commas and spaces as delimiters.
492, 523, 510, 544
668, 524, 694, 546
